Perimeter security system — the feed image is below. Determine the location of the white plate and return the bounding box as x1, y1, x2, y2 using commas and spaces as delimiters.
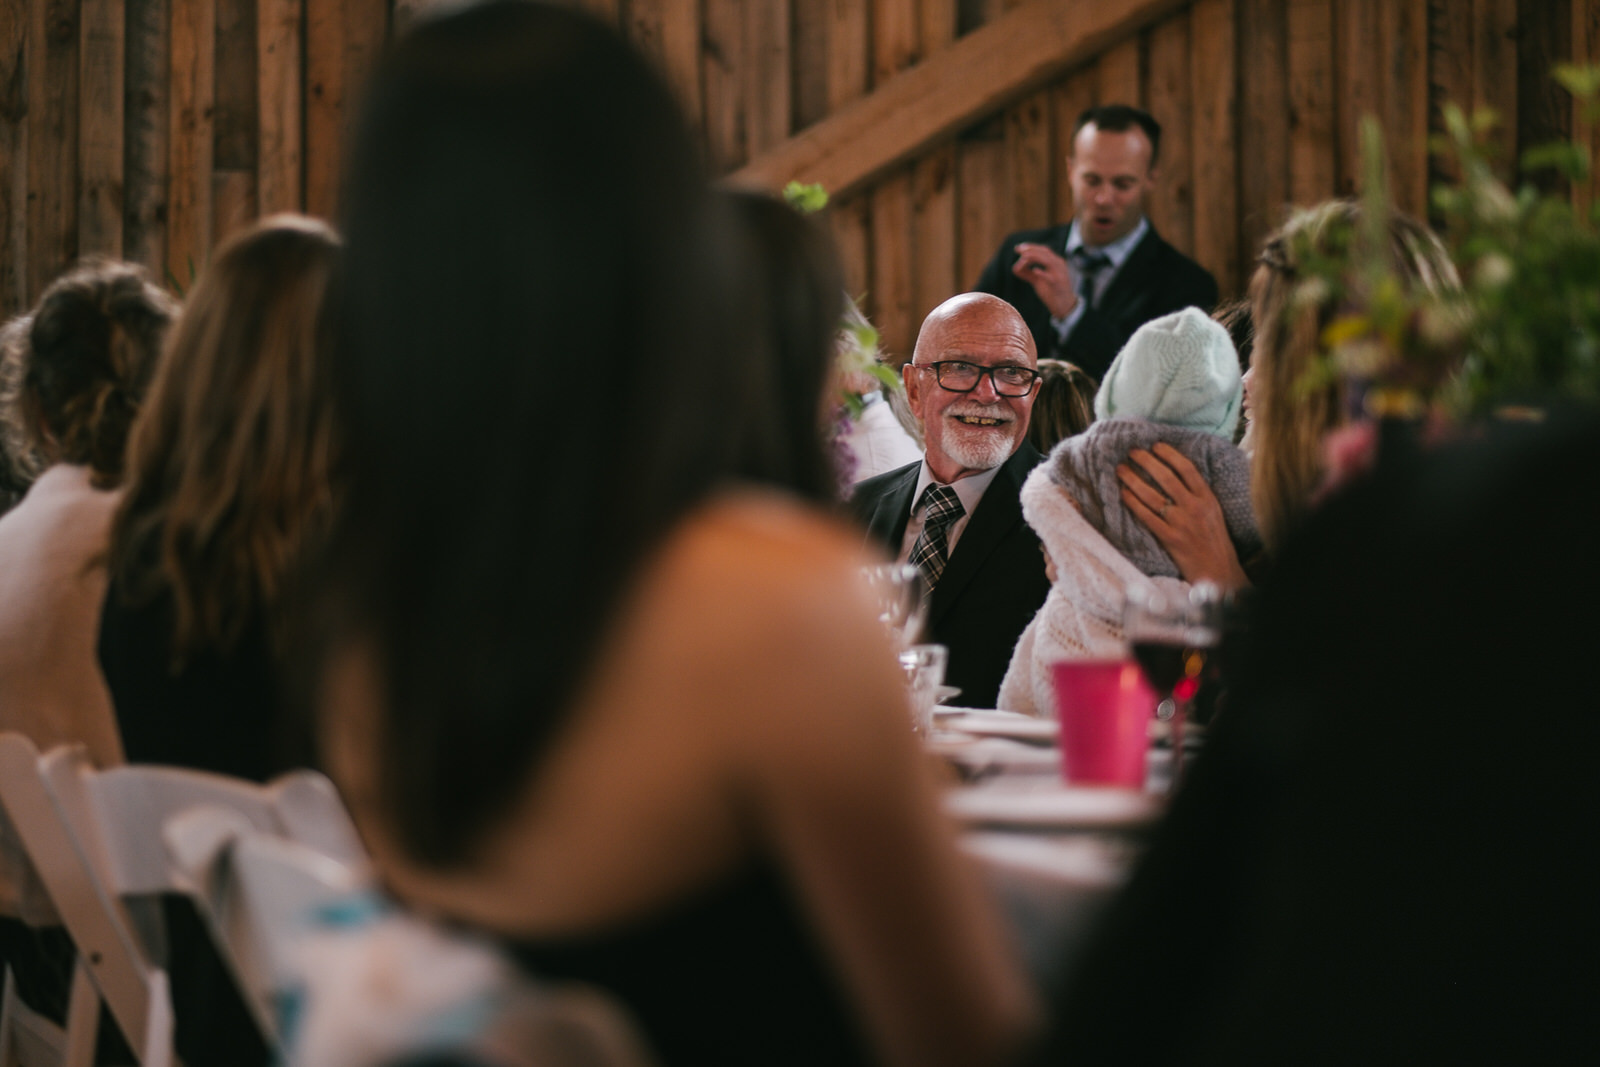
944, 785, 1162, 831
940, 712, 1059, 743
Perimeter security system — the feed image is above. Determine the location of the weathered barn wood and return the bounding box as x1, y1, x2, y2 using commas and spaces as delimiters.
2, 0, 1599, 365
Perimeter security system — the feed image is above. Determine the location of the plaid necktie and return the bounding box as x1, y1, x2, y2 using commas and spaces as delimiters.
908, 484, 966, 595
1070, 248, 1112, 309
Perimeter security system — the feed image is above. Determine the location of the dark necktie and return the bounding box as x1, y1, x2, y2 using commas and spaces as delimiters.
908, 484, 965, 595
1070, 248, 1112, 309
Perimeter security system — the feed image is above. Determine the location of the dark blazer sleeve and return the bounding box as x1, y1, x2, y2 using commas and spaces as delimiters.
973, 226, 1068, 364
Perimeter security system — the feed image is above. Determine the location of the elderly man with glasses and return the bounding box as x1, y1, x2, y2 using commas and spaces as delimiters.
850, 293, 1051, 710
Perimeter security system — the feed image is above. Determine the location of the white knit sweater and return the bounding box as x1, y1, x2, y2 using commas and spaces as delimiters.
996, 465, 1188, 717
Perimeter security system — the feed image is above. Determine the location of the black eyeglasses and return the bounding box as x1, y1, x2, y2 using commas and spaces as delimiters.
913, 360, 1041, 397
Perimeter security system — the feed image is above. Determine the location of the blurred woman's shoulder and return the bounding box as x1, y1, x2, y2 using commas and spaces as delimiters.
669, 489, 871, 585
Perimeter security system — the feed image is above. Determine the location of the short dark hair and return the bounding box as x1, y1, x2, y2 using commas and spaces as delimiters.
1074, 104, 1162, 168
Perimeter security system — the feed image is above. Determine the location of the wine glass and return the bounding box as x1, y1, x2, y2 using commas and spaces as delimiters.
1123, 582, 1225, 783
860, 562, 927, 651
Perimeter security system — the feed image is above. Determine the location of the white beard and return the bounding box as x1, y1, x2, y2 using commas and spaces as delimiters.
940, 401, 1019, 471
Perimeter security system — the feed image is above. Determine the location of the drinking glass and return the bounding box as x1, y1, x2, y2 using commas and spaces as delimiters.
860, 562, 927, 651
1123, 582, 1225, 781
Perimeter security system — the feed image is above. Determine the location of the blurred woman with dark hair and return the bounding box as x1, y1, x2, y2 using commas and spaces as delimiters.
0, 260, 174, 765
723, 187, 846, 502
313, 5, 1034, 1066
100, 215, 340, 782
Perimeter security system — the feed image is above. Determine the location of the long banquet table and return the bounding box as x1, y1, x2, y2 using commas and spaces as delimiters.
931, 710, 1182, 988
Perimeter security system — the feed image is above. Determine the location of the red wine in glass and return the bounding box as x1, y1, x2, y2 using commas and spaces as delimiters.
1131, 641, 1187, 702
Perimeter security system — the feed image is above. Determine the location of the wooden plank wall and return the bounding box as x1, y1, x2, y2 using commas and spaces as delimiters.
3, 0, 1600, 362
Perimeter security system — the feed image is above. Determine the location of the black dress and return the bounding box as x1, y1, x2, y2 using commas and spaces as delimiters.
508, 860, 873, 1066
95, 582, 284, 1066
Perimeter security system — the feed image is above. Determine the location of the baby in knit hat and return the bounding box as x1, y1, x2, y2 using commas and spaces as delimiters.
997, 307, 1261, 715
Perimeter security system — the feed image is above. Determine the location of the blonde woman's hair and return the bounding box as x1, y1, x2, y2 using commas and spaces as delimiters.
108, 215, 341, 667
1247, 200, 1458, 548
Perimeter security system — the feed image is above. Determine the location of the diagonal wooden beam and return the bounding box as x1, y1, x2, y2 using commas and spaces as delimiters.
732, 0, 1191, 199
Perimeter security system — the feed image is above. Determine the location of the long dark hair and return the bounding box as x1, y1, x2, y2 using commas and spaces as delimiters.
324, 1, 739, 867
723, 189, 845, 502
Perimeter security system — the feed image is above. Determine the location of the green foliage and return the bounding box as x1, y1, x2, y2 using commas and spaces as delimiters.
783, 181, 830, 215
1299, 67, 1600, 416
776, 179, 905, 417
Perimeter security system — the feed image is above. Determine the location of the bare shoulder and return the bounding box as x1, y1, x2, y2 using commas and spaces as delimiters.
649, 492, 877, 625
622, 491, 905, 745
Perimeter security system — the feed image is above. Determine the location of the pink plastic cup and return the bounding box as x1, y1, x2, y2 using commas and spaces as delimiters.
1051, 659, 1157, 788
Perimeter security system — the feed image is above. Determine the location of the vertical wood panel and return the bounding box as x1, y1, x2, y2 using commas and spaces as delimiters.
630, 0, 703, 122
1429, 0, 1473, 198
1190, 0, 1238, 295
1287, 0, 1335, 209
78, 0, 123, 258
1145, 11, 1193, 252
1050, 71, 1095, 229
27, 0, 80, 298
1096, 34, 1141, 107
213, 0, 254, 171
211, 167, 254, 244
1473, 0, 1519, 177
1379, 0, 1429, 216
702, 0, 745, 170
1006, 90, 1050, 232
911, 0, 957, 317
957, 130, 1008, 301
123, 0, 168, 279
745, 0, 789, 155
794, 0, 828, 130
0, 0, 28, 313
827, 0, 870, 300
1575, 0, 1600, 221
871, 0, 920, 362
257, 0, 301, 214
167, 0, 213, 287
658, 0, 700, 122
305, 0, 385, 221
1334, 0, 1379, 197
912, 143, 957, 310
1518, 0, 1571, 195
1238, 0, 1288, 267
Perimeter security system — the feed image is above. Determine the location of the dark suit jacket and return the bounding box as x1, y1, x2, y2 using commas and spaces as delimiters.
974, 222, 1220, 381
849, 444, 1050, 710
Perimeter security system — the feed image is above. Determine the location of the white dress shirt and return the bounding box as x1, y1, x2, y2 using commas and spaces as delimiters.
1050, 216, 1150, 342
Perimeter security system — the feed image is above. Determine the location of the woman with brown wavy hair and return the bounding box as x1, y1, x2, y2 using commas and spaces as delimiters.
0, 261, 174, 766
1116, 200, 1457, 581
99, 215, 339, 783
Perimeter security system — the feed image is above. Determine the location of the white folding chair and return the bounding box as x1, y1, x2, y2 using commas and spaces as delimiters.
0, 732, 367, 1064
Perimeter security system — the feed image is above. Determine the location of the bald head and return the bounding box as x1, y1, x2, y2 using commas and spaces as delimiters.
904, 292, 1041, 484
913, 293, 1037, 366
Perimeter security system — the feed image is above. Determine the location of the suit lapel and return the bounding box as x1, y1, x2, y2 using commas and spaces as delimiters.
863, 464, 919, 554
928, 444, 1040, 627
1096, 224, 1161, 312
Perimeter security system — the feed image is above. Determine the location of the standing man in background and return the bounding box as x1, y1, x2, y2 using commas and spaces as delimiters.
975, 104, 1219, 382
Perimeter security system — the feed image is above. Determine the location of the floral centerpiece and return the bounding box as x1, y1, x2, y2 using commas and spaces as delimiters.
1300, 65, 1600, 422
